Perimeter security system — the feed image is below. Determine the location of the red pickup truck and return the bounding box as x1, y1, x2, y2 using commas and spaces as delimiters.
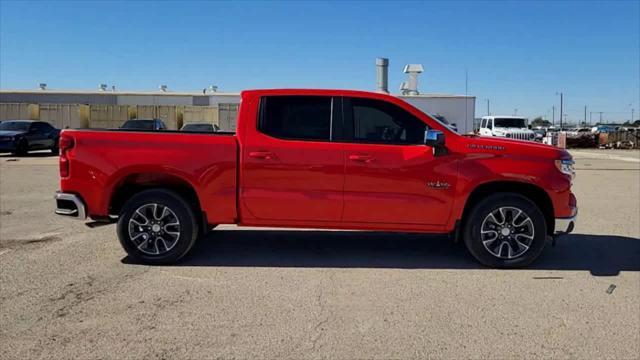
54, 89, 577, 268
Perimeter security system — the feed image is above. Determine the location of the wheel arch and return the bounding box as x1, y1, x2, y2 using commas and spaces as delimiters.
109, 172, 202, 220
460, 181, 555, 236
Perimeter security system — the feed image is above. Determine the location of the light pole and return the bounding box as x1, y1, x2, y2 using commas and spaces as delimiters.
555, 92, 564, 130
514, 108, 518, 116
552, 106, 555, 126
486, 99, 490, 116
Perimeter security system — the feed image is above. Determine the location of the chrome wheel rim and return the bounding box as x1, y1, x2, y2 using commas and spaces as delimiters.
128, 203, 181, 255
480, 206, 535, 259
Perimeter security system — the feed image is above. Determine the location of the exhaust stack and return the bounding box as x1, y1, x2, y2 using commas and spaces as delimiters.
376, 58, 389, 93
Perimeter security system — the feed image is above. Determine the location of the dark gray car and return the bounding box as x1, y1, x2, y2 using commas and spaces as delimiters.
0, 120, 61, 155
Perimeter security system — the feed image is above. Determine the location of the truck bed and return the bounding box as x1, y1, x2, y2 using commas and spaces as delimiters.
59, 129, 238, 225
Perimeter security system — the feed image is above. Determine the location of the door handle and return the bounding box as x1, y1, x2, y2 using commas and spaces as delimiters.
348, 154, 374, 163
249, 151, 274, 160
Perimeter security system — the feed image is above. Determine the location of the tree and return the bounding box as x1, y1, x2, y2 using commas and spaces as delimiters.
531, 117, 551, 127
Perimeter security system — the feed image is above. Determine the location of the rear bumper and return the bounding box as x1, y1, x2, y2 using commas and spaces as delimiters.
54, 192, 86, 220
554, 211, 577, 235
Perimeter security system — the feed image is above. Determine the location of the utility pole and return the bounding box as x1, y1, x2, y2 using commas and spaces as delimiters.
559, 92, 564, 130
599, 112, 603, 124
514, 108, 518, 116
584, 106, 587, 125
552, 106, 555, 126
632, 108, 635, 123
486, 99, 490, 116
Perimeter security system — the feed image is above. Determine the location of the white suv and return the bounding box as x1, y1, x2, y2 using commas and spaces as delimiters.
479, 116, 535, 141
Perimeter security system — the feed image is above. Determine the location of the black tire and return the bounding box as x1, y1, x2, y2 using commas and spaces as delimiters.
13, 139, 28, 156
463, 193, 547, 268
51, 138, 59, 155
117, 189, 199, 265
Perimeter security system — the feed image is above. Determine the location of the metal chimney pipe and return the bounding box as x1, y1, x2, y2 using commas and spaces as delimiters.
376, 58, 389, 93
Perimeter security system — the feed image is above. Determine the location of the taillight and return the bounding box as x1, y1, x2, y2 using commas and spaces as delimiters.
59, 135, 74, 153
59, 134, 74, 178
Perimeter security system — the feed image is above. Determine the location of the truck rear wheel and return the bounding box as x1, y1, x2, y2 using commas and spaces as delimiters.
117, 189, 198, 265
463, 193, 547, 268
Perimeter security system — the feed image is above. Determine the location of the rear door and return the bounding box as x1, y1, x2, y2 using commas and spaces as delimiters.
341, 97, 457, 226
240, 95, 344, 222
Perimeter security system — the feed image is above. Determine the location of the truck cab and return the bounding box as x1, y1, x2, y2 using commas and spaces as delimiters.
479, 116, 535, 141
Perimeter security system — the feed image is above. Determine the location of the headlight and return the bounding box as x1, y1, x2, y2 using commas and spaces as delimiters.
555, 159, 575, 179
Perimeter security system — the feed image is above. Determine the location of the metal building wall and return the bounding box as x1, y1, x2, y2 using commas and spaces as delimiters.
0, 93, 117, 105
39, 104, 89, 129
0, 103, 39, 120
183, 106, 218, 126
399, 96, 476, 134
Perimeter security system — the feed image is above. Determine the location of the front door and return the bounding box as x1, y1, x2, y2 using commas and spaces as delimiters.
240, 95, 344, 222
341, 97, 457, 225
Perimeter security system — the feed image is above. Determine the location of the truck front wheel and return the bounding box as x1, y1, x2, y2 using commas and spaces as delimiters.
463, 193, 547, 268
117, 189, 198, 265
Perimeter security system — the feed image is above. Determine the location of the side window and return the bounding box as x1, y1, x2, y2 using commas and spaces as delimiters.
31, 123, 44, 132
259, 96, 332, 141
488, 119, 493, 129
347, 97, 426, 144
481, 119, 486, 128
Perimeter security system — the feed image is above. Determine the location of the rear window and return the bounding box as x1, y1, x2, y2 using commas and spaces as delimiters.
121, 120, 155, 130
182, 124, 214, 132
259, 96, 331, 141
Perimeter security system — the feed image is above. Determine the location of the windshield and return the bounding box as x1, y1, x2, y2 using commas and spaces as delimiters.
494, 118, 526, 128
0, 121, 30, 131
182, 124, 213, 132
121, 120, 155, 130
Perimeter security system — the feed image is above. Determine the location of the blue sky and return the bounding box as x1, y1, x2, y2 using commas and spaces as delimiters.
1, 0, 638, 122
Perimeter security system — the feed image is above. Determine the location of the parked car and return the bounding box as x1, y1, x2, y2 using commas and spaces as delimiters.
180, 123, 219, 132
479, 116, 536, 141
566, 128, 592, 138
0, 120, 61, 155
533, 129, 546, 142
120, 119, 167, 131
54, 89, 577, 268
432, 114, 458, 133
591, 125, 616, 133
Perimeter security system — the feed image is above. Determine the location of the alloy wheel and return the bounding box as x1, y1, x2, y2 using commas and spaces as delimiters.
480, 206, 535, 259
128, 203, 181, 256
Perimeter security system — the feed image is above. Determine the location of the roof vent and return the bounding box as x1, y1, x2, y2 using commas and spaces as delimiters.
400, 64, 424, 96
99, 84, 108, 91
159, 85, 168, 92
38, 83, 47, 90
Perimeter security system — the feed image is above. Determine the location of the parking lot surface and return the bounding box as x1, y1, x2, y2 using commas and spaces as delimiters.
1, 150, 639, 359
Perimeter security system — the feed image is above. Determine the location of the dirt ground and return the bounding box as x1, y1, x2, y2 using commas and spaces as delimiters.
0, 149, 639, 359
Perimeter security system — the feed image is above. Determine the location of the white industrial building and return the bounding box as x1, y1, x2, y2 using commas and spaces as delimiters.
0, 58, 475, 133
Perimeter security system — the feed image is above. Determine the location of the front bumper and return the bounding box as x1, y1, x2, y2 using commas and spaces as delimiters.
54, 192, 86, 220
554, 211, 577, 235
0, 140, 16, 152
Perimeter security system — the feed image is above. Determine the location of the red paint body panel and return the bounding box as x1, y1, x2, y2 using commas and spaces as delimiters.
59, 130, 238, 225
59, 88, 576, 233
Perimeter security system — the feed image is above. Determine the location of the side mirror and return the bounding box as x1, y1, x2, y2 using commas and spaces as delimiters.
424, 129, 445, 147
